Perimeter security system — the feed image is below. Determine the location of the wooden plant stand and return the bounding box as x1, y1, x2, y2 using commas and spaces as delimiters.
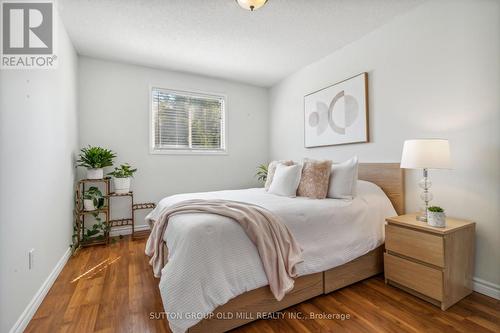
107, 191, 156, 239
74, 178, 156, 248
74, 178, 111, 247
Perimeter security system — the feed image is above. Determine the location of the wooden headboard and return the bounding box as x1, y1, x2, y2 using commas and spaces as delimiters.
358, 163, 405, 215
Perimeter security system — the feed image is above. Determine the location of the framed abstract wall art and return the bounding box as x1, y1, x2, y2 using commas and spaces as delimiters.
304, 72, 368, 147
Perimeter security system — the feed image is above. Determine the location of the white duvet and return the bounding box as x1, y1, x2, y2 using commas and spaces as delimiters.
146, 180, 396, 333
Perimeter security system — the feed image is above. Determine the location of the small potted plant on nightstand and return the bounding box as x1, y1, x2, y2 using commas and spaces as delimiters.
83, 186, 105, 211
427, 206, 446, 227
77, 145, 116, 179
108, 163, 137, 194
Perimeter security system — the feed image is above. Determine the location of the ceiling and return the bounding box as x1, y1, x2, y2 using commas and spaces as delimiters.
58, 0, 425, 87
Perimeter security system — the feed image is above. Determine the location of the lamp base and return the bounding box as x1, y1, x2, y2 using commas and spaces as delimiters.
417, 168, 432, 223
416, 213, 427, 222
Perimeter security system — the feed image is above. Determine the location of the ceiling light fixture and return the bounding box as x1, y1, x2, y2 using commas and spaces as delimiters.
236, 0, 268, 11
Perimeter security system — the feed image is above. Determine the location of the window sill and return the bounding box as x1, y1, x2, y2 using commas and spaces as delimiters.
150, 149, 228, 156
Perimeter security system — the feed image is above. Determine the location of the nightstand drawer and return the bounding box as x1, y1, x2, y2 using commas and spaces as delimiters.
384, 253, 443, 301
386, 224, 444, 267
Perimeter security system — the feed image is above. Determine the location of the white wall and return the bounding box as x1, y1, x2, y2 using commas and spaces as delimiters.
78, 57, 269, 227
269, 0, 500, 287
0, 13, 79, 333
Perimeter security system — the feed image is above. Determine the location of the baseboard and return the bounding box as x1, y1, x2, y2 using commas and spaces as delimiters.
9, 247, 71, 333
8, 224, 150, 332
110, 224, 150, 237
473, 277, 500, 300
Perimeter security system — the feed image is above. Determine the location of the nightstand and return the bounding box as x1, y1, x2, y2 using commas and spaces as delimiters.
384, 213, 475, 310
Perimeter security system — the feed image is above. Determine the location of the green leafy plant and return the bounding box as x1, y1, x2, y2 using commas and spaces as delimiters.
70, 224, 80, 254
255, 164, 268, 183
83, 220, 107, 239
83, 186, 104, 209
70, 185, 112, 254
77, 146, 116, 169
71, 187, 109, 254
70, 215, 110, 254
82, 213, 109, 242
108, 163, 137, 178
428, 206, 444, 213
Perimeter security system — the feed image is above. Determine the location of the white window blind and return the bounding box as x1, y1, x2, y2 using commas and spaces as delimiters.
151, 88, 226, 153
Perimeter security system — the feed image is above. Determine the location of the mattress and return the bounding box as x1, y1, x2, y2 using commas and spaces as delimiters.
145, 180, 396, 333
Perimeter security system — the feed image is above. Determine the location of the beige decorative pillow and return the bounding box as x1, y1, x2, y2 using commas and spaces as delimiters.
297, 159, 332, 199
265, 160, 294, 191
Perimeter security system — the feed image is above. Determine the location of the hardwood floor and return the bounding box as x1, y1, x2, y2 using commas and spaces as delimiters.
26, 236, 499, 333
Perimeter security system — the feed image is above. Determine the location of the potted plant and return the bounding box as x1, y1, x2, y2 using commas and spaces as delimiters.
427, 206, 446, 227
255, 164, 268, 184
77, 146, 116, 179
83, 186, 105, 211
108, 163, 137, 194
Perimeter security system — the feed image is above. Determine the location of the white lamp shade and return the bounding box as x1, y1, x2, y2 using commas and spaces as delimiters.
400, 139, 451, 169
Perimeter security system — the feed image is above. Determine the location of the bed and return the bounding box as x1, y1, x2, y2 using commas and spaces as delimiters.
145, 163, 404, 333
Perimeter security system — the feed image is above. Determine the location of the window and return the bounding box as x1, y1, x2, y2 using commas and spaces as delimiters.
150, 87, 226, 154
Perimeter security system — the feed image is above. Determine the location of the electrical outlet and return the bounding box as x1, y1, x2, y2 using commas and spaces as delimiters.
29, 249, 35, 270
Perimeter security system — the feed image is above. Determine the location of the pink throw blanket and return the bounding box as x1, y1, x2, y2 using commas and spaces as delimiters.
145, 199, 303, 301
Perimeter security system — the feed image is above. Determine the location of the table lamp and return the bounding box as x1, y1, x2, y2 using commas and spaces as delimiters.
400, 139, 451, 222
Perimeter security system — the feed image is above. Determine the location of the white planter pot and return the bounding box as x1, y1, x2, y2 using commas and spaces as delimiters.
428, 211, 446, 228
83, 199, 96, 211
113, 177, 131, 194
87, 168, 104, 179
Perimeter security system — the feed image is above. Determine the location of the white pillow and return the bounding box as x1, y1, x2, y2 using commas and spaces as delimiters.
268, 164, 303, 197
327, 156, 359, 199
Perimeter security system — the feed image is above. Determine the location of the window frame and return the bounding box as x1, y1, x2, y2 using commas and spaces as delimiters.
149, 85, 228, 155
